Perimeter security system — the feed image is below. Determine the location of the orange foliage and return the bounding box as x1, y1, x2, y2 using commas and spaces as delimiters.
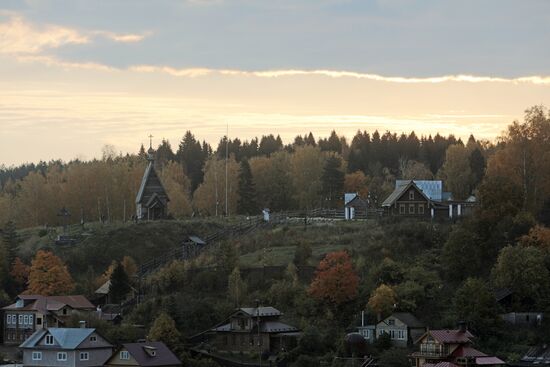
367, 284, 397, 318
308, 250, 359, 305
344, 171, 369, 198
27, 250, 75, 296
10, 257, 30, 286
519, 225, 550, 251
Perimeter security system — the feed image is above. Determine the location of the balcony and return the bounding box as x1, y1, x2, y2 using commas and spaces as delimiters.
412, 345, 449, 358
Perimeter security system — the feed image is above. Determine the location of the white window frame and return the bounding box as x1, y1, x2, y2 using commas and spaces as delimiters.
409, 204, 415, 214
418, 204, 425, 214
80, 352, 89, 361
399, 204, 406, 214
18, 315, 23, 325
57, 352, 67, 361
398, 330, 406, 340
24, 315, 29, 325
409, 190, 414, 200
29, 314, 34, 325
32, 352, 42, 361
45, 335, 54, 345
120, 351, 130, 360
7, 315, 12, 324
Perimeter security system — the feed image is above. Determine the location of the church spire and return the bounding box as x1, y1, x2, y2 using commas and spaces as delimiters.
147, 134, 155, 161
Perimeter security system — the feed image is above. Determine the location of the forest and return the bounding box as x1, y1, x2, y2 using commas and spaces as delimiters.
0, 105, 550, 367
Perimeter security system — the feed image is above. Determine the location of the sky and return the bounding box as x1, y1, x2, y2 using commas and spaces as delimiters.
1, 0, 550, 165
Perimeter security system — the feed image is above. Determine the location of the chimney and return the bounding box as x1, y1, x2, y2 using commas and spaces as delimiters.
79, 321, 87, 328
458, 321, 467, 333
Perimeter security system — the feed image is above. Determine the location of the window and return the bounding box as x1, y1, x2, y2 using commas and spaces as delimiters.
388, 319, 395, 325
80, 352, 89, 361
150, 351, 156, 357
62, 308, 68, 315
57, 352, 67, 361
398, 330, 406, 340
399, 204, 406, 214
120, 351, 130, 360
418, 204, 425, 214
90, 336, 97, 342
19, 315, 23, 324
45, 335, 54, 345
24, 315, 29, 325
7, 315, 12, 324
29, 315, 34, 325
409, 204, 415, 214
390, 330, 396, 339
36, 317, 42, 326
32, 352, 42, 361
409, 190, 414, 200
360, 329, 370, 338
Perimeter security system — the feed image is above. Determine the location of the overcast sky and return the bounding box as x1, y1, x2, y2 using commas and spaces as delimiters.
1, 0, 550, 165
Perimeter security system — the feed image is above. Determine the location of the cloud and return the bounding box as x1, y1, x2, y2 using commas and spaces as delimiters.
0, 15, 89, 54
0, 14, 149, 57
128, 64, 550, 85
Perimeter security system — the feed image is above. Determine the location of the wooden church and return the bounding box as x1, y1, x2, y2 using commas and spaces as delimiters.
135, 138, 170, 220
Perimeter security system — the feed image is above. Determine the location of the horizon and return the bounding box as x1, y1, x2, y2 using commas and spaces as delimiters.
1, 1, 549, 165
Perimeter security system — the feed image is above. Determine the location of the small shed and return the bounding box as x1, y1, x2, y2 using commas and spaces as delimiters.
344, 193, 368, 220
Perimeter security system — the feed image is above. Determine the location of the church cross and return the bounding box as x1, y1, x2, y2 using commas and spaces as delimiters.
148, 134, 154, 149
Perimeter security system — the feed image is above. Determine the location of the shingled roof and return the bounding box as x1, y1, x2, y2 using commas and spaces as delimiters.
3, 295, 94, 313
122, 342, 181, 367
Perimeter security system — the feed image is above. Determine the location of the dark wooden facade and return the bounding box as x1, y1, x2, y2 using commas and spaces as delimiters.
135, 149, 170, 220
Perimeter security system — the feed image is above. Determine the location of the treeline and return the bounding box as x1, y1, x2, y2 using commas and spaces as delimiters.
1, 105, 549, 228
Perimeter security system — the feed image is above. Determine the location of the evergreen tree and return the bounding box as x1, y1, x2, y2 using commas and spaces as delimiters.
2, 220, 19, 266
321, 155, 345, 208
109, 261, 131, 304
177, 131, 206, 192
469, 147, 486, 188
237, 159, 257, 215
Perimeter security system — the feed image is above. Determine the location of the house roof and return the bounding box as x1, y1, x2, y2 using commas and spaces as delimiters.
20, 328, 105, 350
382, 180, 434, 207
396, 180, 443, 201
238, 307, 282, 317
344, 193, 358, 205
383, 313, 425, 328
521, 345, 550, 364
3, 295, 94, 313
422, 329, 474, 344
424, 362, 460, 367
95, 280, 111, 295
122, 342, 181, 367
136, 161, 169, 205
451, 346, 487, 358
476, 357, 506, 365
212, 321, 298, 334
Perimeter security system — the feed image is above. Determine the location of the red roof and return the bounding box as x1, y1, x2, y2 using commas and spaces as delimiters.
451, 346, 487, 358
475, 357, 505, 365
427, 329, 474, 344
2, 295, 94, 313
424, 362, 460, 367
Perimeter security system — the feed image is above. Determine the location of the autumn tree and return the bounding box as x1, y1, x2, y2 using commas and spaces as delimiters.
27, 250, 75, 296
160, 161, 192, 218
250, 152, 293, 211
148, 312, 182, 350
367, 284, 397, 320
291, 145, 324, 210
438, 144, 473, 200
193, 156, 239, 216
344, 171, 369, 198
10, 257, 30, 293
492, 245, 550, 308
228, 266, 247, 307
486, 105, 550, 213
237, 159, 257, 215
519, 225, 550, 251
399, 160, 433, 180
308, 251, 359, 306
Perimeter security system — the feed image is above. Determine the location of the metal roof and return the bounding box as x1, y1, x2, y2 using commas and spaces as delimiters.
344, 193, 358, 205
382, 313, 425, 328
396, 180, 443, 201
20, 328, 101, 349
122, 342, 181, 367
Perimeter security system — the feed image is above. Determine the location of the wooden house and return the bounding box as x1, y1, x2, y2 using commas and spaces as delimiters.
344, 193, 368, 220
376, 313, 426, 347
135, 144, 170, 220
19, 327, 113, 367
411, 324, 505, 367
2, 295, 95, 345
199, 306, 301, 356
382, 180, 474, 219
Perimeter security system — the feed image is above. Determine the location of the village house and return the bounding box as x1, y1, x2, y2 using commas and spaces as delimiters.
2, 295, 95, 345
357, 312, 426, 347
19, 326, 113, 367
382, 180, 475, 219
104, 342, 181, 367
508, 344, 550, 367
410, 323, 505, 367
344, 193, 369, 220
197, 306, 301, 356
135, 139, 170, 220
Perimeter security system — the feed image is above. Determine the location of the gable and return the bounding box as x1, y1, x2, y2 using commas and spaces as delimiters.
395, 185, 430, 203
76, 331, 113, 349
136, 162, 169, 205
